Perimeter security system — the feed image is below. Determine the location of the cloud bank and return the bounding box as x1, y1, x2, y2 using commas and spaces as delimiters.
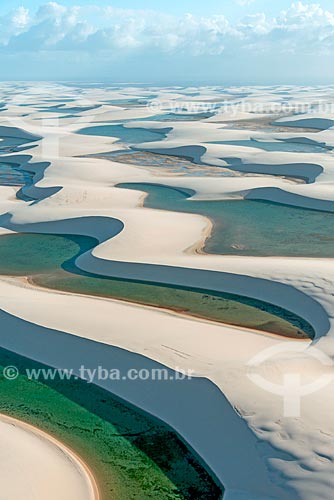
0, 2, 333, 83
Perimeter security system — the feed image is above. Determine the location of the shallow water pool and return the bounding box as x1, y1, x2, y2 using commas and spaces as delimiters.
118, 182, 334, 258
0, 232, 315, 338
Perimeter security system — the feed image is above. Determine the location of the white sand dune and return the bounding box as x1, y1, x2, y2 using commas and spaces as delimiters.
0, 414, 98, 500
1, 83, 334, 499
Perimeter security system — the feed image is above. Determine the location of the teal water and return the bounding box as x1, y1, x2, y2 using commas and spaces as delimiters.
77, 124, 172, 144
273, 118, 334, 130
207, 139, 331, 153
0, 233, 315, 338
105, 96, 157, 106
18, 103, 40, 107
139, 112, 215, 121
42, 98, 76, 103
0, 136, 31, 150
0, 136, 38, 154
118, 183, 334, 257
38, 105, 100, 114
0, 162, 33, 186
0, 348, 222, 500
18, 99, 75, 107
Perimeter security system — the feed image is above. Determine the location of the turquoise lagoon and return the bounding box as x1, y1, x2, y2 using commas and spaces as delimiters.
78, 124, 171, 144
207, 139, 332, 153
139, 112, 215, 121
118, 183, 334, 258
0, 233, 315, 338
0, 162, 33, 186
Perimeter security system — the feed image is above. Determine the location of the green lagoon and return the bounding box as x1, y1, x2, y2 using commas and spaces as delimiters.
0, 233, 314, 338
0, 347, 221, 499
118, 183, 334, 258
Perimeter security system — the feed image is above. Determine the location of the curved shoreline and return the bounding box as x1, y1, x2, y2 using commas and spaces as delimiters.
119, 181, 334, 256
20, 275, 309, 341
0, 229, 319, 339
0, 345, 222, 500
0, 237, 315, 339
138, 187, 213, 256
0, 413, 100, 500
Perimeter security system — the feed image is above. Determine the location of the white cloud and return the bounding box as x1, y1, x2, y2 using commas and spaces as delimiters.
0, 1, 334, 58
11, 7, 30, 29
0, 7, 30, 45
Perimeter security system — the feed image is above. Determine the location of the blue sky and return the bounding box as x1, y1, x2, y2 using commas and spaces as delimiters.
2, 1, 334, 17
0, 1, 334, 83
